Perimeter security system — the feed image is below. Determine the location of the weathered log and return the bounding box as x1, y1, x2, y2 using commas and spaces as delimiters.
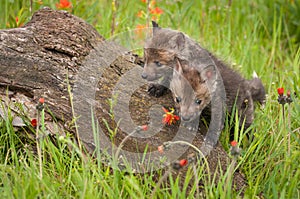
0, 7, 245, 192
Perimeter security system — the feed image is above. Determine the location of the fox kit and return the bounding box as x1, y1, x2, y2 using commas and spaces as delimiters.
142, 21, 212, 97
170, 59, 212, 130
170, 55, 265, 134
141, 22, 182, 96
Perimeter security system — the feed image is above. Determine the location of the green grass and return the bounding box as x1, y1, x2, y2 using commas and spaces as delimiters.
1, 0, 300, 198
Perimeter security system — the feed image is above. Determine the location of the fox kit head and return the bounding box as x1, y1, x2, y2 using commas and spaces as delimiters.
170, 59, 216, 122
141, 21, 186, 81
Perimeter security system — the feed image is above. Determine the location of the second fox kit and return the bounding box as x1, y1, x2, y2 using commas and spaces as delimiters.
170, 57, 265, 132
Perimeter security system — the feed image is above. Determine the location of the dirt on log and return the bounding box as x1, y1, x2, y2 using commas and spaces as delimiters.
0, 7, 246, 193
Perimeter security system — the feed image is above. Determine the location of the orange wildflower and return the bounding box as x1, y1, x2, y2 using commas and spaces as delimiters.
151, 15, 157, 21
39, 98, 45, 104
135, 24, 147, 37
56, 0, 72, 9
158, 145, 164, 154
230, 140, 241, 156
141, 125, 148, 131
136, 24, 147, 30
150, 7, 163, 15
137, 10, 144, 18
179, 159, 188, 167
15, 16, 24, 27
150, 0, 156, 7
162, 107, 180, 125
230, 140, 238, 147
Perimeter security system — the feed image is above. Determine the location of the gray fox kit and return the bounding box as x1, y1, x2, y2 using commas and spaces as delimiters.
170, 57, 265, 133
142, 21, 212, 97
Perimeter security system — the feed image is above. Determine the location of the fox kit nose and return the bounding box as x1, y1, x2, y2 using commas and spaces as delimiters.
181, 115, 191, 122
141, 73, 148, 79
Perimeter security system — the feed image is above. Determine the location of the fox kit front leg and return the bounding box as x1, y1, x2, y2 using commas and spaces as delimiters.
147, 77, 171, 97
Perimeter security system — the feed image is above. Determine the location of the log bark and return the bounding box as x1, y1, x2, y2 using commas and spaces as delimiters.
0, 7, 103, 123
0, 7, 246, 192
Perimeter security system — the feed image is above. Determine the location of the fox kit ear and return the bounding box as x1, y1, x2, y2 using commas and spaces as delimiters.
170, 32, 185, 51
174, 58, 184, 76
200, 65, 216, 82
152, 21, 161, 35
152, 21, 159, 28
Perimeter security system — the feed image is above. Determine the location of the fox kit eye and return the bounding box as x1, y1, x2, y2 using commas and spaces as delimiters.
175, 97, 182, 103
195, 99, 202, 105
154, 61, 162, 67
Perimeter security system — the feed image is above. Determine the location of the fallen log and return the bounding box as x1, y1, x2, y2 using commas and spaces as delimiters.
0, 7, 246, 192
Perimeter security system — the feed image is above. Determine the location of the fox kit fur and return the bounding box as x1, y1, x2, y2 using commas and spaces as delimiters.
170, 57, 265, 133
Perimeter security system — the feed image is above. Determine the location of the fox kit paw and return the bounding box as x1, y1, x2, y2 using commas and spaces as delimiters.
148, 83, 168, 97
182, 120, 199, 131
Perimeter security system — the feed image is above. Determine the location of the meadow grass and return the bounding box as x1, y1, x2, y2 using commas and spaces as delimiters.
0, 0, 299, 198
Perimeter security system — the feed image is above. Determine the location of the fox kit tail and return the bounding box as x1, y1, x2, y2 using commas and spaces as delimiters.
248, 71, 266, 105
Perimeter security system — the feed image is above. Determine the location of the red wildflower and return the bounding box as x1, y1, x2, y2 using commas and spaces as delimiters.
141, 125, 148, 131
158, 145, 164, 153
15, 16, 24, 27
150, 7, 163, 15
39, 98, 45, 104
179, 159, 188, 167
162, 107, 180, 125
277, 87, 284, 96
230, 140, 238, 147
36, 97, 45, 111
31, 119, 37, 127
287, 90, 291, 97
141, 0, 146, 3
56, 0, 72, 9
230, 140, 241, 156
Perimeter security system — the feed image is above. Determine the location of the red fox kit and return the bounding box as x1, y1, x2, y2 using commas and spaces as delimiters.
170, 56, 265, 134
170, 59, 212, 131
141, 22, 182, 96
142, 21, 212, 97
